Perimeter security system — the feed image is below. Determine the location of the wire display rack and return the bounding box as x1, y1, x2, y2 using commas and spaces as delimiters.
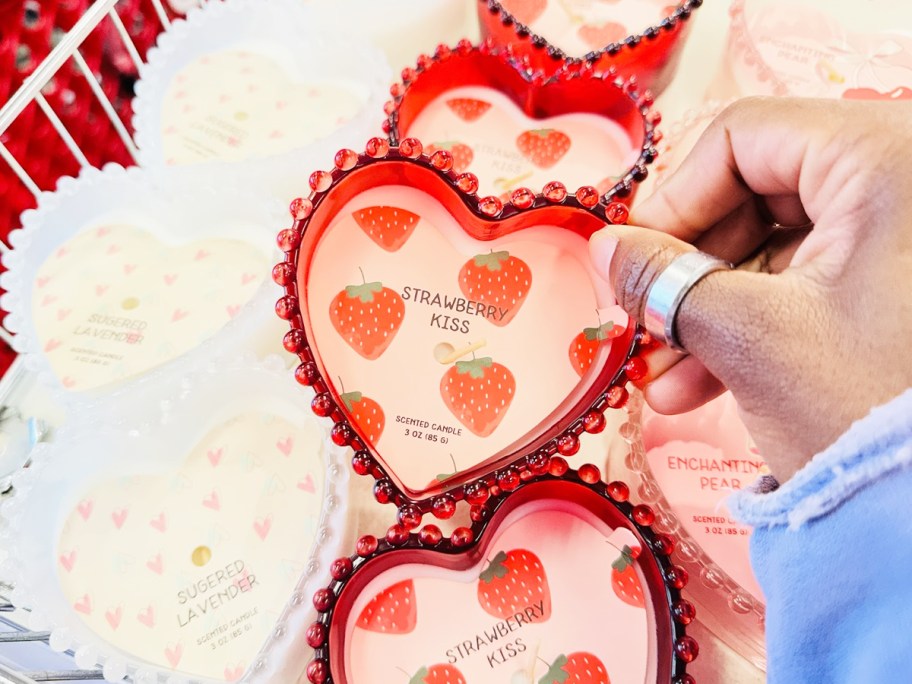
0, 1, 179, 679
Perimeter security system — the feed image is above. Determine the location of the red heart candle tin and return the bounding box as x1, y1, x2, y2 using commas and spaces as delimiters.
304, 463, 698, 683
383, 41, 660, 205
274, 136, 656, 521
477, 0, 704, 94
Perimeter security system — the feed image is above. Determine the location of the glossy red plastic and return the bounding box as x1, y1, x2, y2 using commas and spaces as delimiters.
275, 143, 648, 518
477, 0, 703, 94
306, 470, 696, 683
386, 41, 659, 204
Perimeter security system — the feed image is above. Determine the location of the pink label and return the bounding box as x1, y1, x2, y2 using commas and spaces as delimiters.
736, 1, 912, 99
642, 393, 765, 599
344, 504, 652, 683
33, 225, 266, 391
306, 185, 627, 494
500, 0, 673, 58
407, 85, 639, 199
56, 412, 326, 681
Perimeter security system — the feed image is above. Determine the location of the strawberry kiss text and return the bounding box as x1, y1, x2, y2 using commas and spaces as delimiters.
401, 286, 510, 333
445, 599, 545, 669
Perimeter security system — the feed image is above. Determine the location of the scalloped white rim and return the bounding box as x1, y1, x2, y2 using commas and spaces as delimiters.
0, 354, 351, 684
0, 163, 286, 405
132, 0, 392, 202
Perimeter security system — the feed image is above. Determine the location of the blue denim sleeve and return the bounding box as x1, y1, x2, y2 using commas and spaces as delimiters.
728, 388, 912, 683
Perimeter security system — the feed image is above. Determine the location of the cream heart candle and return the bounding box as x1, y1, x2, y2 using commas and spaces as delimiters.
725, 0, 912, 99
0, 165, 282, 398
625, 392, 768, 669
384, 41, 659, 204
477, 0, 704, 93
0, 359, 349, 684
303, 463, 697, 683
275, 138, 655, 520
133, 0, 390, 201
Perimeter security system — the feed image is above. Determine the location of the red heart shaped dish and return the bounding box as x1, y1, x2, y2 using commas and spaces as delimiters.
477, 0, 703, 93
274, 137, 655, 518
303, 463, 697, 684
383, 40, 660, 204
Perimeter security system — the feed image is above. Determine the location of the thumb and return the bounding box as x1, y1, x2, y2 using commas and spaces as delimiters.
588, 224, 805, 415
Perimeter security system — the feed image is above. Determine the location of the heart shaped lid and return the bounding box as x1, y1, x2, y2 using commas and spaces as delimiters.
476, 0, 704, 93
275, 137, 656, 518
383, 40, 660, 204
303, 461, 697, 683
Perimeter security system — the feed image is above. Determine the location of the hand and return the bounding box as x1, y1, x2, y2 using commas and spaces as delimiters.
590, 97, 912, 481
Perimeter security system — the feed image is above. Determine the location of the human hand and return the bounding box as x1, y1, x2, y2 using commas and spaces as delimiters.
590, 97, 912, 481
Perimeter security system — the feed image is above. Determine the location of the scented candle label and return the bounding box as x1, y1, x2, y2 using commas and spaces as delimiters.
642, 393, 765, 599
499, 0, 674, 57
161, 50, 367, 165
56, 412, 326, 682
736, 1, 912, 99
344, 506, 650, 683
406, 85, 639, 199
306, 185, 627, 495
32, 224, 267, 391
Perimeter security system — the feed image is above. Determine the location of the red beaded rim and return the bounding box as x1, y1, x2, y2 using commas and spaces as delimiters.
381, 39, 661, 204
478, 0, 704, 69
274, 141, 657, 521
303, 464, 698, 684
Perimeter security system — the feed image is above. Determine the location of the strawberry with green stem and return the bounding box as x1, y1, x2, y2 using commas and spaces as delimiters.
537, 652, 610, 684
441, 353, 516, 437
611, 544, 645, 608
568, 312, 626, 377
329, 268, 404, 360
516, 129, 571, 169
477, 548, 551, 620
459, 250, 532, 327
338, 377, 385, 445
396, 664, 466, 684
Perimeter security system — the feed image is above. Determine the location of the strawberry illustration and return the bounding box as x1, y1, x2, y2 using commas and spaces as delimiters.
352, 206, 420, 252
426, 141, 474, 173
441, 356, 516, 437
577, 21, 628, 49
611, 544, 645, 608
329, 272, 405, 359
568, 319, 626, 377
538, 652, 609, 684
477, 548, 551, 620
458, 250, 532, 326
842, 86, 912, 101
516, 129, 571, 169
445, 97, 492, 122
502, 0, 546, 25
340, 388, 385, 445
409, 664, 466, 684
357, 579, 416, 634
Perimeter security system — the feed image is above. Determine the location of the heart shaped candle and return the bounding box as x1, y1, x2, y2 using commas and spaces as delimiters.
133, 0, 390, 201
304, 464, 697, 683
625, 392, 768, 667
275, 138, 652, 518
384, 41, 659, 204
0, 359, 349, 684
0, 165, 282, 399
477, 0, 704, 93
725, 0, 912, 100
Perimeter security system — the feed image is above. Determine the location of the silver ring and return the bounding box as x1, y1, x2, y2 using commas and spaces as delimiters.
643, 251, 732, 353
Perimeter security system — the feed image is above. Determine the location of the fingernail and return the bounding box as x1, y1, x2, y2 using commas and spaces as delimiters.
589, 229, 619, 277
